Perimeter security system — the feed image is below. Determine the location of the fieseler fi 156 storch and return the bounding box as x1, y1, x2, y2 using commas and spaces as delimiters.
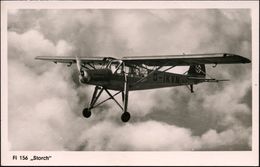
35, 53, 251, 122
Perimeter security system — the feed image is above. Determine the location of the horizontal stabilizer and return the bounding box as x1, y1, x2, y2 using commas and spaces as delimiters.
188, 77, 230, 82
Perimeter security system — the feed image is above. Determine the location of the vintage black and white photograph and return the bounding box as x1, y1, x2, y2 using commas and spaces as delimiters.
1, 1, 259, 166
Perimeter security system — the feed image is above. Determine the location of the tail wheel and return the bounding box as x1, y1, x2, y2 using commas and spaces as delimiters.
121, 112, 130, 122
82, 108, 91, 118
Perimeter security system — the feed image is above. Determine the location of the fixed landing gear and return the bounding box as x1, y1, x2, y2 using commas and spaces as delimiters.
82, 108, 91, 118
81, 84, 131, 122
121, 112, 131, 122
82, 64, 130, 122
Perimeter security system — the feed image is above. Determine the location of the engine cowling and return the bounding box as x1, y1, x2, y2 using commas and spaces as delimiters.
79, 69, 112, 83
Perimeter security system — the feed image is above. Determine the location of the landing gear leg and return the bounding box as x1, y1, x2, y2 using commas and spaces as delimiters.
121, 73, 130, 122
82, 86, 103, 118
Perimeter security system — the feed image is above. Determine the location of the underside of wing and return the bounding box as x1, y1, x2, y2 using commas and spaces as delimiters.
122, 53, 251, 66
35, 56, 116, 64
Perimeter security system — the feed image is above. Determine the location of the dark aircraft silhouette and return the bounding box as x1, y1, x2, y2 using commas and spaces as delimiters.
35, 53, 251, 122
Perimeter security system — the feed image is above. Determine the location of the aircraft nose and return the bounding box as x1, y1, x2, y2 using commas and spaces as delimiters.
79, 70, 91, 83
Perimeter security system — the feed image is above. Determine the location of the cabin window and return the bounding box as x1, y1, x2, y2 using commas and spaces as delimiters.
109, 61, 123, 74
108, 61, 148, 77
125, 66, 148, 77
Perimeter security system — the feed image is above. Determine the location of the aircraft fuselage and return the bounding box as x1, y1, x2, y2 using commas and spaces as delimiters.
80, 69, 202, 91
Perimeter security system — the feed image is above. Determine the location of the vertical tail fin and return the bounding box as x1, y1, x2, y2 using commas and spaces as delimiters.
188, 64, 206, 77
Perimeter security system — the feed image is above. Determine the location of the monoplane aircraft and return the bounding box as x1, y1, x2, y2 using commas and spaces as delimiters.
35, 53, 251, 122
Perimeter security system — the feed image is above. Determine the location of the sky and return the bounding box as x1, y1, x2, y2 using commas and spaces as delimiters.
7, 9, 252, 151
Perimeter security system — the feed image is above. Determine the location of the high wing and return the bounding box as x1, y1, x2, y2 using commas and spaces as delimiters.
35, 53, 251, 66
122, 53, 251, 66
35, 56, 116, 64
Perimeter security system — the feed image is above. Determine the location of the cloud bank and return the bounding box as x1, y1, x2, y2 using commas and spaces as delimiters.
8, 9, 251, 151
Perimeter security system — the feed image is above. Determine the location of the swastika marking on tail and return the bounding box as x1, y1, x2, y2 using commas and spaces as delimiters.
195, 65, 202, 73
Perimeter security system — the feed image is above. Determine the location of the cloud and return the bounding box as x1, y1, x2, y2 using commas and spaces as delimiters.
78, 120, 199, 151
77, 120, 251, 151
8, 30, 56, 61
8, 29, 85, 150
200, 126, 252, 150
7, 9, 252, 151
56, 40, 75, 56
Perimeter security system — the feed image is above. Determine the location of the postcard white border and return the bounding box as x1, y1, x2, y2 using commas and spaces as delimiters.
1, 1, 259, 166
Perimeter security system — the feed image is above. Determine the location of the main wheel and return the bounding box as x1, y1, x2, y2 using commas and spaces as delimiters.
82, 108, 91, 118
121, 112, 130, 122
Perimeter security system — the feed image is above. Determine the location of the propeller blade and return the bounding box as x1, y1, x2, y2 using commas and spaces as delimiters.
76, 56, 82, 73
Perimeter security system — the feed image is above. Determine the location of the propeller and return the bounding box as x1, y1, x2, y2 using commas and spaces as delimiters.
76, 56, 91, 83
76, 56, 85, 83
